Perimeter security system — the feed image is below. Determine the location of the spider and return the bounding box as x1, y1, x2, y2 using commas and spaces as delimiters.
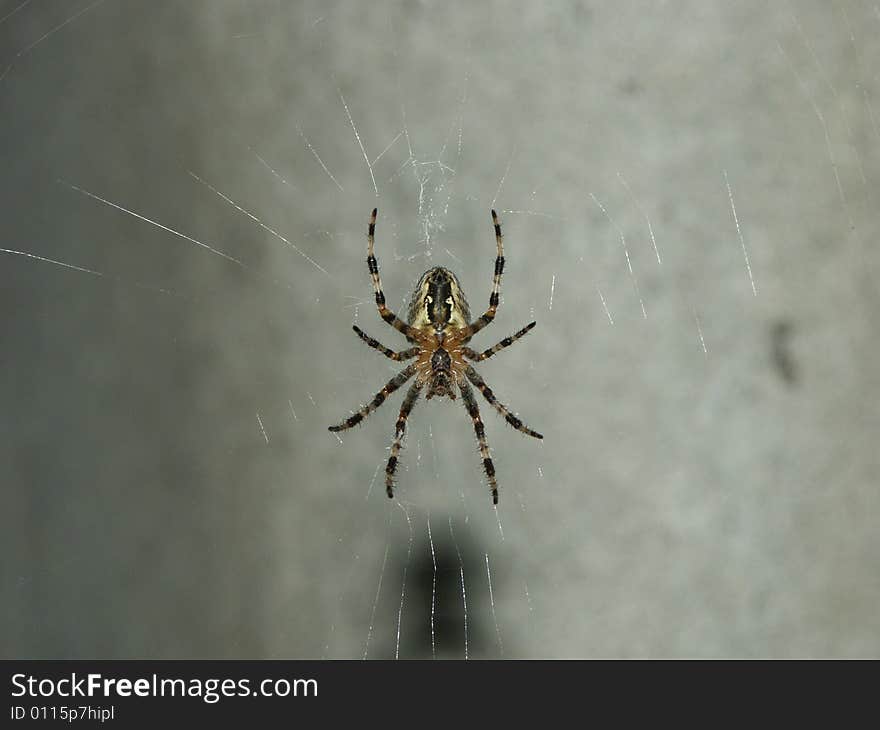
329, 208, 542, 504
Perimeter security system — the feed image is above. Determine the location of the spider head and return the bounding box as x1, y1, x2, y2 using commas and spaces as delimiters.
408, 267, 471, 331
426, 346, 457, 400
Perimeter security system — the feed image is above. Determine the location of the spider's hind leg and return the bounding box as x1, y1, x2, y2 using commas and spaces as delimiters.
462, 209, 505, 340
352, 325, 419, 361
463, 321, 536, 362
366, 208, 417, 339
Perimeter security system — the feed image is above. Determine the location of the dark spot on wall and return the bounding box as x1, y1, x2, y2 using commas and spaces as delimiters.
387, 524, 498, 659
771, 320, 797, 386
618, 76, 643, 95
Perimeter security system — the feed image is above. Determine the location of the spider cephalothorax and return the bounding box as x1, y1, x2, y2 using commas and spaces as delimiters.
329, 208, 542, 505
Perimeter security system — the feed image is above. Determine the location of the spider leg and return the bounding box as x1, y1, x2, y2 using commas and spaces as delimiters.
459, 380, 499, 504
463, 321, 536, 362
352, 325, 419, 361
462, 209, 504, 341
366, 208, 418, 340
328, 363, 416, 432
465, 365, 543, 439
385, 380, 424, 499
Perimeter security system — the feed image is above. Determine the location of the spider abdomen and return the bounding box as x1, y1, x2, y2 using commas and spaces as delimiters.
407, 266, 471, 329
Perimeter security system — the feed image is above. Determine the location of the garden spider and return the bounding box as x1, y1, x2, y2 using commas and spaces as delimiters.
329, 208, 542, 504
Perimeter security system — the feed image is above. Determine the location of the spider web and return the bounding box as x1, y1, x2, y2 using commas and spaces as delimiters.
2, 0, 880, 659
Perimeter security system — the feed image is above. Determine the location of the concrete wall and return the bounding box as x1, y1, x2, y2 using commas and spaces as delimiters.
2, 0, 878, 658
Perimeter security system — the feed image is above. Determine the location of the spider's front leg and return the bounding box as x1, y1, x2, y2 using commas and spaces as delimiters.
328, 363, 416, 432
462, 209, 505, 341
385, 380, 424, 499
465, 365, 542, 439
459, 380, 499, 504
366, 208, 418, 341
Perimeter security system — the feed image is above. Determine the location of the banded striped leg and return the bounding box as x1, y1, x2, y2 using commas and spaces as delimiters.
385, 380, 424, 499
352, 325, 419, 361
463, 321, 536, 362
460, 380, 499, 504
366, 208, 417, 339
465, 365, 543, 439
463, 209, 505, 340
328, 363, 416, 432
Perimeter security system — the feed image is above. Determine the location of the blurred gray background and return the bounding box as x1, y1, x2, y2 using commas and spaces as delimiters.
2, 0, 878, 658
